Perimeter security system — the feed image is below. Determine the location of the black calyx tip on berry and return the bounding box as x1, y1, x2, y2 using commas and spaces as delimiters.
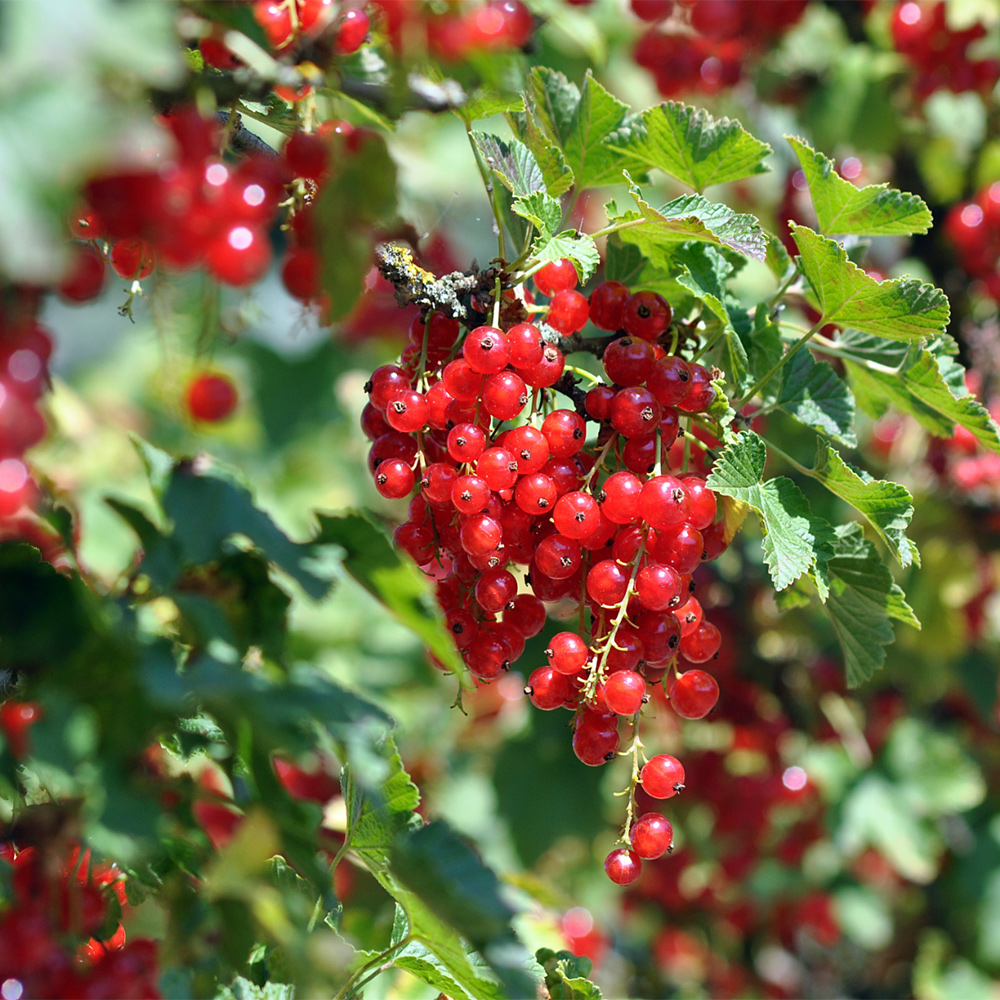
674, 782, 685, 794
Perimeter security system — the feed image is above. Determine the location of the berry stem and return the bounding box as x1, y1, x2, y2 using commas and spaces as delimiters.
584, 540, 645, 700
613, 718, 646, 847
581, 433, 619, 491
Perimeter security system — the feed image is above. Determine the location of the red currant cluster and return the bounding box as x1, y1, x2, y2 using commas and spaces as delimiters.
888, 0, 1000, 100
944, 182, 1000, 303
631, 0, 807, 98
363, 257, 733, 885
369, 0, 533, 60
0, 843, 159, 999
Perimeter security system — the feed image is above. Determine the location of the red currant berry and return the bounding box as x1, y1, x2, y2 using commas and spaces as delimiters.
546, 290, 589, 334
573, 715, 620, 766
679, 619, 721, 663
604, 848, 642, 885
506, 322, 545, 368
185, 373, 238, 422
553, 490, 601, 539
546, 631, 590, 674
622, 290, 671, 341
640, 753, 685, 798
603, 336, 656, 386
635, 562, 682, 611
375, 458, 416, 499
586, 558, 630, 607
610, 386, 662, 438
519, 344, 565, 388
589, 280, 630, 331
335, 7, 370, 53
483, 371, 528, 421
534, 257, 578, 297
604, 670, 646, 715
670, 668, 719, 718
525, 666, 572, 709
640, 475, 690, 530
599, 471, 644, 524
542, 409, 587, 457
442, 359, 484, 401
630, 813, 673, 859
463, 325, 510, 374
646, 356, 692, 407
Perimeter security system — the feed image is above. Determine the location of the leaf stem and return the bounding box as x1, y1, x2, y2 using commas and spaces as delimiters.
734, 320, 823, 408
332, 935, 413, 1000
587, 217, 648, 242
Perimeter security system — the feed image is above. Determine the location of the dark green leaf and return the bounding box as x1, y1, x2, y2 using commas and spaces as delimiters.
312, 511, 464, 675
823, 524, 919, 687
705, 432, 833, 593
777, 348, 857, 447
391, 821, 536, 1000
0, 544, 92, 673
162, 460, 330, 600
674, 244, 750, 392
787, 136, 932, 236
460, 90, 525, 123
792, 225, 949, 341
607, 102, 771, 192
807, 444, 917, 568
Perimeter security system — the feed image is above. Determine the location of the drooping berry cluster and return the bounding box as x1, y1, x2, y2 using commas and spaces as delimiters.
887, 0, 1000, 101
0, 842, 160, 999
363, 257, 733, 885
944, 182, 1000, 303
631, 0, 806, 99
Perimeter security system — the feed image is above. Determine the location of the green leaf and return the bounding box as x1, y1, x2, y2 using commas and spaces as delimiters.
536, 948, 602, 999
786, 136, 932, 236
611, 178, 767, 262
527, 68, 632, 189
460, 90, 525, 123
472, 131, 544, 197
0, 544, 93, 673
845, 346, 1000, 454
346, 741, 421, 873
823, 524, 919, 687
884, 718, 985, 817
519, 111, 574, 197
312, 512, 464, 676
512, 191, 562, 236
317, 131, 397, 321
776, 348, 857, 447
390, 906, 506, 1000
161, 460, 330, 600
808, 444, 917, 568
705, 432, 833, 592
792, 225, 950, 340
391, 821, 536, 1000
607, 101, 772, 192
531, 232, 600, 285
674, 244, 751, 392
